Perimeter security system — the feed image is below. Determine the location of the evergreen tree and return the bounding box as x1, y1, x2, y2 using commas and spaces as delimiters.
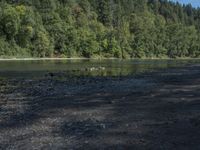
0, 0, 200, 58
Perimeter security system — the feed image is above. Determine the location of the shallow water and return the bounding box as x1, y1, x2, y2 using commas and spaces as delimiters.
0, 59, 200, 78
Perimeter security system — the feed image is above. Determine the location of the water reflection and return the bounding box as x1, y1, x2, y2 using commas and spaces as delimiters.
0, 59, 199, 78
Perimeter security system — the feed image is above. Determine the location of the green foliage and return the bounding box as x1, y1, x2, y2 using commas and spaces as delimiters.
0, 37, 10, 56
0, 0, 200, 58
1, 5, 20, 40
33, 30, 52, 57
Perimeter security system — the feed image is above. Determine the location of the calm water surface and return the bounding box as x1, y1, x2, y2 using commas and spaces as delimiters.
0, 59, 200, 78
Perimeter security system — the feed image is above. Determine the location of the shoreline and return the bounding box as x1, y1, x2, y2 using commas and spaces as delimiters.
0, 57, 200, 61
0, 57, 121, 61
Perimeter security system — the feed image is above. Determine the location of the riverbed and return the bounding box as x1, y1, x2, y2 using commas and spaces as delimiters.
0, 59, 200, 149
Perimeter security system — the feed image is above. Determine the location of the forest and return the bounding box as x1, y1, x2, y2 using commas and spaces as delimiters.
0, 0, 200, 58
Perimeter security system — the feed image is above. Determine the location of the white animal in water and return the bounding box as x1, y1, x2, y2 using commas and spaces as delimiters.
86, 67, 106, 71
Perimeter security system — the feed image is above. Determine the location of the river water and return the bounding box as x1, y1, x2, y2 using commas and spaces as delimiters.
0, 59, 200, 78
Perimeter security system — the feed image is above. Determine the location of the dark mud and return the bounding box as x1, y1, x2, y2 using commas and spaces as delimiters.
0, 64, 200, 150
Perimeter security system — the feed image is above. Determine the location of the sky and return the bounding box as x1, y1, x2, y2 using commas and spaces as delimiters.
171, 0, 200, 7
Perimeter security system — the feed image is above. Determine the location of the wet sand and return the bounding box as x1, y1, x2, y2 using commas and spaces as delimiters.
0, 64, 200, 150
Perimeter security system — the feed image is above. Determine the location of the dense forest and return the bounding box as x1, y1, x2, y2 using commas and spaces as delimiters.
0, 0, 200, 58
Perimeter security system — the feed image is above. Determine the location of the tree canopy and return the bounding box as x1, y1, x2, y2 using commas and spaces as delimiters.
0, 0, 200, 58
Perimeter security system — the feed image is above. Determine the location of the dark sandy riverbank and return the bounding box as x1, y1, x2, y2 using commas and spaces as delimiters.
0, 64, 200, 150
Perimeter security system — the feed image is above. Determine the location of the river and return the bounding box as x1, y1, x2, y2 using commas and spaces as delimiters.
0, 59, 200, 78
